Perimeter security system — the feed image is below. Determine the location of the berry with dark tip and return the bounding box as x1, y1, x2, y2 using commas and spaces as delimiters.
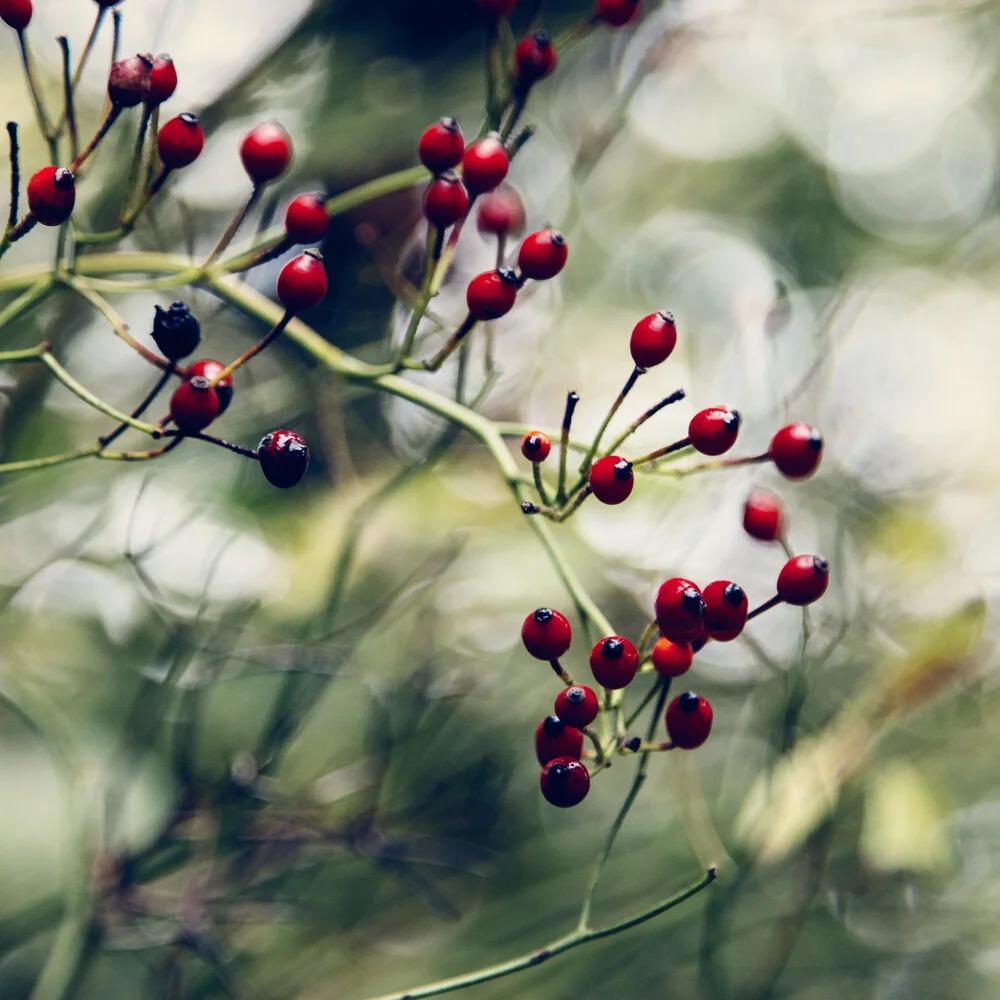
535, 716, 583, 766
540, 756, 590, 807
777, 555, 829, 606
285, 193, 329, 244
702, 580, 748, 642
589, 455, 634, 505
258, 430, 310, 489
240, 121, 292, 186
157, 113, 204, 169
418, 117, 465, 174
467, 268, 518, 320
108, 53, 153, 107
26, 167, 75, 226
665, 692, 713, 749
688, 406, 741, 456
0, 0, 32, 31
462, 134, 509, 194
185, 360, 233, 415
554, 685, 600, 729
521, 431, 551, 463
770, 423, 823, 479
518, 228, 568, 281
277, 249, 328, 312
743, 488, 785, 542
521, 607, 572, 660
515, 31, 556, 85
655, 578, 705, 645
148, 54, 177, 105
651, 638, 693, 677
169, 376, 219, 434
152, 301, 200, 360
589, 636, 639, 689
630, 311, 677, 369
423, 172, 470, 228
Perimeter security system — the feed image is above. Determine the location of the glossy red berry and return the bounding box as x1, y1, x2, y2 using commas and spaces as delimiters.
521, 431, 551, 463
655, 578, 706, 645
462, 134, 509, 195
665, 692, 713, 750
476, 0, 517, 15
423, 171, 469, 229
240, 121, 292, 186
157, 113, 204, 169
277, 249, 328, 313
596, 0, 640, 27
418, 117, 465, 174
0, 0, 31, 30
258, 430, 310, 489
589, 636, 639, 689
148, 54, 177, 105
554, 685, 600, 729
588, 455, 634, 505
777, 555, 829, 606
770, 423, 823, 479
535, 716, 583, 766
702, 580, 748, 642
518, 228, 568, 281
169, 376, 219, 434
284, 193, 328, 244
630, 311, 677, 369
540, 756, 590, 808
186, 360, 233, 415
467, 268, 518, 321
108, 53, 153, 107
515, 31, 556, 85
476, 186, 526, 237
521, 607, 572, 660
743, 488, 785, 542
651, 638, 693, 678
688, 406, 741, 456
152, 301, 200, 361
26, 167, 75, 226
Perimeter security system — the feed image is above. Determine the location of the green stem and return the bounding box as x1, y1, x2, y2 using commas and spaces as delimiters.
17, 33, 57, 159
69, 8, 106, 94
0, 276, 55, 331
579, 365, 642, 474
600, 388, 686, 464
397, 226, 444, 365
0, 445, 101, 474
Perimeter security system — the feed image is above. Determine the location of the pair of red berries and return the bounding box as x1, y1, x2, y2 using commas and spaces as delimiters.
656, 578, 749, 645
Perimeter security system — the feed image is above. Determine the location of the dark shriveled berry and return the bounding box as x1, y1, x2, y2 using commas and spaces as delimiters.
152, 301, 200, 360
258, 430, 310, 489
108, 53, 153, 107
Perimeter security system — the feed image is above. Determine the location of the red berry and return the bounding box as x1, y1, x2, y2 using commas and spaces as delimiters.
467, 268, 518, 321
462, 134, 509, 195
285, 193, 328, 244
169, 376, 219, 434
688, 406, 741, 456
418, 117, 465, 174
26, 167, 75, 226
742, 488, 784, 542
156, 113, 204, 170
258, 430, 310, 489
240, 121, 292, 186
652, 638, 693, 678
148, 54, 177, 105
535, 716, 583, 766
655, 578, 705, 645
521, 431, 551, 463
521, 607, 572, 660
186, 360, 233, 415
515, 31, 557, 85
540, 756, 590, 808
630, 311, 677, 369
554, 685, 600, 729
476, 0, 517, 15
702, 580, 748, 642
108, 53, 153, 107
476, 187, 526, 237
588, 455, 634, 505
665, 692, 713, 750
277, 249, 328, 313
518, 228, 568, 281
0, 0, 31, 31
776, 554, 829, 606
770, 423, 823, 479
589, 636, 639, 689
596, 0, 640, 27
423, 171, 469, 229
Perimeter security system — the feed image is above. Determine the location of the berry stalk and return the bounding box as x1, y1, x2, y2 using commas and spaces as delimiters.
57, 36, 79, 164
579, 365, 644, 475
556, 391, 580, 504
5, 121, 19, 234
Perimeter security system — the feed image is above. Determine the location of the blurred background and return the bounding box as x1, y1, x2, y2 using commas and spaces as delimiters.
1, 0, 1000, 997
